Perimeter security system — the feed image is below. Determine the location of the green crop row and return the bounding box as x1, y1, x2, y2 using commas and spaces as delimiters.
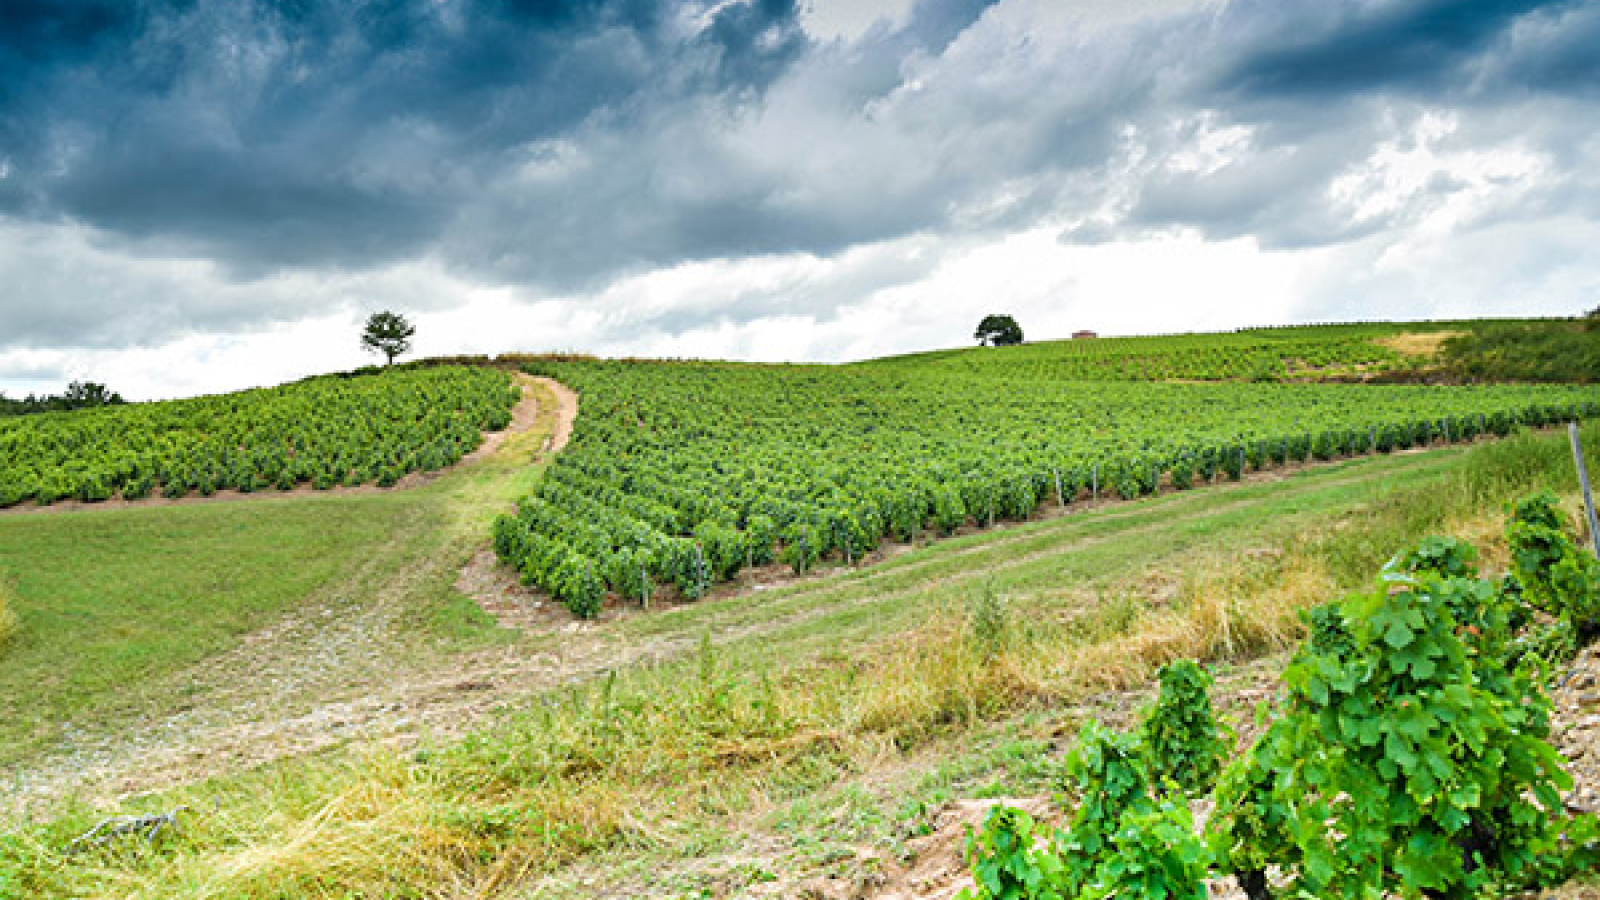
494, 357, 1600, 617
0, 366, 519, 508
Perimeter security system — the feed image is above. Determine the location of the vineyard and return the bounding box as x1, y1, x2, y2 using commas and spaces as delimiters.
495, 340, 1600, 617
860, 321, 1477, 382
961, 496, 1600, 900
0, 366, 519, 509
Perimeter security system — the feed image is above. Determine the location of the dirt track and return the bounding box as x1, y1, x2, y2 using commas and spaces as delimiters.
1, 373, 582, 813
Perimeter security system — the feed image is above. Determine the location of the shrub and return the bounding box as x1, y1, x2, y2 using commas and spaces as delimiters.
1057, 720, 1152, 895
1086, 798, 1210, 900
1138, 660, 1226, 798
1241, 553, 1579, 898
1508, 492, 1600, 644
959, 806, 1064, 900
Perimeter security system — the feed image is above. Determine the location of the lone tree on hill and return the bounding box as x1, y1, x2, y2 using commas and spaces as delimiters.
361, 310, 415, 365
974, 314, 1024, 347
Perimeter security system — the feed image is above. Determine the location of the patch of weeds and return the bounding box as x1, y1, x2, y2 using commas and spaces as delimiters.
1068, 593, 1142, 643
966, 579, 1011, 658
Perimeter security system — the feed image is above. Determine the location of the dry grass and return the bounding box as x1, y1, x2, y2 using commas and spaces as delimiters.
0, 576, 17, 652
12, 424, 1596, 899
14, 545, 1338, 899
1375, 330, 1466, 357
1042, 549, 1327, 696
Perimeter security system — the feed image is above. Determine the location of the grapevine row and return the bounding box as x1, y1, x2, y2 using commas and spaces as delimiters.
495, 358, 1600, 617
0, 366, 520, 508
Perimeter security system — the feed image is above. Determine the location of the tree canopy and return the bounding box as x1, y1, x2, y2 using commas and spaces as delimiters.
0, 381, 125, 417
361, 310, 416, 365
975, 314, 1024, 347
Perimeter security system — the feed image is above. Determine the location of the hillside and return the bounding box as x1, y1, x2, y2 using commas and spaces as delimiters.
1, 320, 1598, 899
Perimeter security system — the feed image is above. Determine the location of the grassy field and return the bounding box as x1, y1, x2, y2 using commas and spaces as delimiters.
0, 379, 556, 773
3, 419, 1593, 898
1, 324, 1596, 898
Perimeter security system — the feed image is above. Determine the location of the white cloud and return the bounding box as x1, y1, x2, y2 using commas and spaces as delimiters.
800, 0, 917, 42
2, 0, 1597, 400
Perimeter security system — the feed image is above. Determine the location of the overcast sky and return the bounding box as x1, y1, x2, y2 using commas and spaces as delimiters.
2, 0, 1598, 399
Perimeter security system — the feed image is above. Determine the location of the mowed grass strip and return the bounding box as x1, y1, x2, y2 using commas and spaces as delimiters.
0, 494, 434, 762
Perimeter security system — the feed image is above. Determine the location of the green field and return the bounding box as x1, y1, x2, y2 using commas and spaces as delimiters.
503, 330, 1596, 615
1, 321, 1597, 899
0, 365, 518, 507
3, 420, 1595, 899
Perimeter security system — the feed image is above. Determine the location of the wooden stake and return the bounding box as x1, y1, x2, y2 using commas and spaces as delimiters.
1569, 422, 1600, 557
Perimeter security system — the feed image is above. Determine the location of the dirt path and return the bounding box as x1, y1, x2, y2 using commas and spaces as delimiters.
457, 372, 546, 465
0, 372, 547, 517
1, 372, 579, 813
530, 374, 579, 455
0, 427, 1484, 816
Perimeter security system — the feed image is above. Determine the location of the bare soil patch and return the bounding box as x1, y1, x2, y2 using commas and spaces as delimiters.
529, 374, 579, 455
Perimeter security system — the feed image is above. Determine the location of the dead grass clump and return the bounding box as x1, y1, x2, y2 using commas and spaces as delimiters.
1375, 330, 1465, 357
1051, 548, 1331, 695
856, 615, 1030, 742
0, 576, 17, 651
116, 751, 631, 900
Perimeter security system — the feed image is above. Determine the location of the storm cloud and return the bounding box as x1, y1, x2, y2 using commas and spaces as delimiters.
1, 0, 1598, 390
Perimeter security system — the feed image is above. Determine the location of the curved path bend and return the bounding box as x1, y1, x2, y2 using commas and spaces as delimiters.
0, 371, 556, 517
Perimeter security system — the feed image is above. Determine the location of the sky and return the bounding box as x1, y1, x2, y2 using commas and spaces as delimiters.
2, 0, 1598, 400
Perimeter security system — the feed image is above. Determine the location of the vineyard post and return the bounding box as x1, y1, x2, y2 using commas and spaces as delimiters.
641, 565, 651, 609
1053, 469, 1065, 507
1092, 465, 1098, 500
1369, 426, 1376, 453
1569, 422, 1600, 557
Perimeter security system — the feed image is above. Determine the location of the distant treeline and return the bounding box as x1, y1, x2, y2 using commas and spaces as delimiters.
1439, 311, 1600, 384
0, 381, 126, 417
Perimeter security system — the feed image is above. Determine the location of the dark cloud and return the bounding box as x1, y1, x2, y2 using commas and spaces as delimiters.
0, 0, 810, 279
1486, 0, 1600, 94
1219, 0, 1563, 98
2, 0, 1600, 360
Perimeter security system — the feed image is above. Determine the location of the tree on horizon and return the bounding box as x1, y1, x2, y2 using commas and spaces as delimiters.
975, 314, 1024, 347
361, 311, 416, 365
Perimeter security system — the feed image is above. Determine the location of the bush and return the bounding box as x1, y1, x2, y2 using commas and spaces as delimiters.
1508, 492, 1600, 644
1224, 547, 1582, 898
1139, 660, 1226, 798
959, 806, 1064, 900
1087, 798, 1210, 900
1058, 720, 1153, 894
